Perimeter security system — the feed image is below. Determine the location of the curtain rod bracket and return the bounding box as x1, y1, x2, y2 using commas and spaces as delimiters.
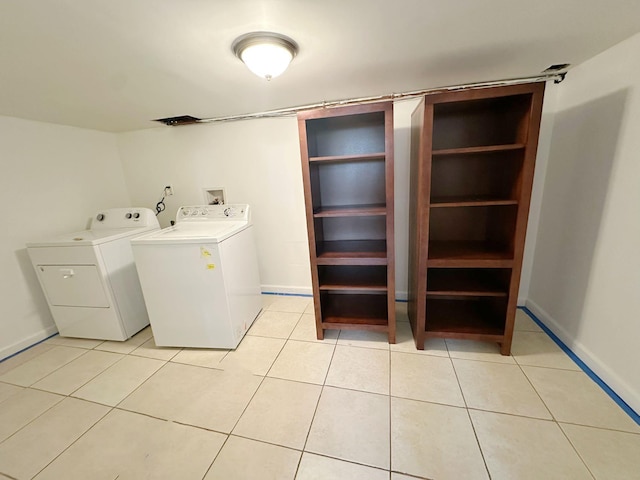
554, 72, 567, 84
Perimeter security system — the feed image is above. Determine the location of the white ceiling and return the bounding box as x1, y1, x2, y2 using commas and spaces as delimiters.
1, 0, 640, 132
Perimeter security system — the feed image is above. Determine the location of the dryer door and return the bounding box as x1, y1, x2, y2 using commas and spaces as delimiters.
36, 265, 110, 308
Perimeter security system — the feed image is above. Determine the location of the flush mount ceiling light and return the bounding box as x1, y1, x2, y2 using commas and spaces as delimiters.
232, 32, 298, 81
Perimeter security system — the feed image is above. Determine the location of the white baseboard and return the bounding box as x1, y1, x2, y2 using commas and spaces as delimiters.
395, 291, 408, 301
0, 325, 58, 362
526, 298, 640, 414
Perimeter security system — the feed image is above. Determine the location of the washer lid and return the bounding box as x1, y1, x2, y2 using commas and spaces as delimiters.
27, 225, 159, 247
131, 221, 249, 245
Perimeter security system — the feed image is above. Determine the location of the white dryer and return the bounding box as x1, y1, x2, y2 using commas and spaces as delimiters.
27, 208, 159, 341
131, 204, 262, 349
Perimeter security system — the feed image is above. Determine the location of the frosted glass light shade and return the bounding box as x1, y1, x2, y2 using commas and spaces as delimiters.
240, 43, 293, 80
233, 32, 298, 81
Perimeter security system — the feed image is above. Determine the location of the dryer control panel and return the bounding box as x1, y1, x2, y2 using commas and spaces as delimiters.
90, 207, 159, 230
176, 204, 250, 223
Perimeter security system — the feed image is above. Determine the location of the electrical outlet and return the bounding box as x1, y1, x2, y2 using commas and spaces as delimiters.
165, 185, 173, 196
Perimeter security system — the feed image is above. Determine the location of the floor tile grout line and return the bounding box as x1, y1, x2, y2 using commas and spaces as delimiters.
0, 391, 66, 448
447, 354, 468, 409
109, 358, 169, 409
200, 434, 230, 480
465, 409, 492, 480
30, 351, 125, 398
521, 306, 640, 425
0, 470, 19, 480
553, 420, 640, 436
226, 371, 270, 436
464, 406, 557, 423
29, 401, 114, 479
296, 338, 338, 478
201, 354, 272, 479
0, 345, 92, 388
265, 301, 315, 479
0, 382, 24, 407
443, 337, 452, 357
169, 357, 229, 370
389, 469, 434, 480
555, 422, 597, 480
224, 433, 303, 453
447, 355, 518, 366
295, 450, 393, 477
516, 360, 557, 423
259, 334, 291, 379
449, 357, 493, 480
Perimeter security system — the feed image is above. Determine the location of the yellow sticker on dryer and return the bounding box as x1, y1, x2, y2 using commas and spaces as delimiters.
200, 247, 211, 257
206, 264, 215, 270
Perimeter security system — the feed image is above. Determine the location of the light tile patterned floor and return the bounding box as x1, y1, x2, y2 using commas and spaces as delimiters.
0, 299, 638, 479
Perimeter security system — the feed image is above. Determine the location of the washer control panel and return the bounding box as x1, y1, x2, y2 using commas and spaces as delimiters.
176, 204, 250, 223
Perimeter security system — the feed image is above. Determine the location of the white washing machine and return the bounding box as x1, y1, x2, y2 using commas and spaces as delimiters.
27, 208, 159, 341
130, 204, 262, 349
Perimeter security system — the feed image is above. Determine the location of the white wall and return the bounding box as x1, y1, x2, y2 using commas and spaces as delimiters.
0, 116, 130, 359
518, 82, 558, 303
393, 98, 421, 299
527, 33, 640, 412
116, 117, 312, 295
117, 106, 417, 298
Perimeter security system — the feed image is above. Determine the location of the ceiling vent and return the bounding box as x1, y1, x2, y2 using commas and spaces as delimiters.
542, 63, 570, 72
154, 115, 201, 126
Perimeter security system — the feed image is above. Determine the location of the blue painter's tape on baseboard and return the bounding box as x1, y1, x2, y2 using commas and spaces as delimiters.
519, 306, 640, 426
0, 332, 58, 364
262, 292, 313, 298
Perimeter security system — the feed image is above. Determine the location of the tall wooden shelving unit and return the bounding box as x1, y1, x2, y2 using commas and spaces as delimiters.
408, 83, 544, 355
298, 102, 396, 343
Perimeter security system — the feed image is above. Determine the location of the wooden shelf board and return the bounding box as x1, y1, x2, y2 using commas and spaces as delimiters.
426, 268, 509, 297
431, 143, 525, 156
322, 318, 389, 329
425, 298, 505, 337
428, 258, 513, 268
321, 292, 389, 327
427, 290, 507, 297
309, 152, 386, 163
314, 204, 387, 217
430, 196, 518, 208
319, 266, 388, 291
317, 240, 388, 265
424, 331, 505, 342
320, 286, 388, 293
428, 241, 513, 267
317, 257, 388, 266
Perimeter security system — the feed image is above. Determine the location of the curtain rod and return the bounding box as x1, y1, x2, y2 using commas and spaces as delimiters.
194, 71, 565, 125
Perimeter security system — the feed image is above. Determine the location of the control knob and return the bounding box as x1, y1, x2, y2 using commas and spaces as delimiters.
96, 214, 105, 221
125, 213, 132, 219
133, 212, 140, 219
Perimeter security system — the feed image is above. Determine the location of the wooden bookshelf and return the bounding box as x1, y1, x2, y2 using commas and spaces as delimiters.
299, 103, 396, 342
408, 83, 545, 355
